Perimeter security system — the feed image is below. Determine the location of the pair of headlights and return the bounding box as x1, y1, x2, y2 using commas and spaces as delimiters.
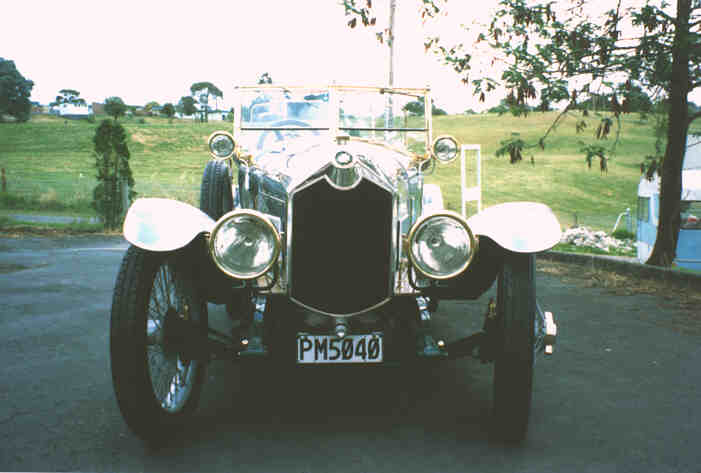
209, 209, 476, 281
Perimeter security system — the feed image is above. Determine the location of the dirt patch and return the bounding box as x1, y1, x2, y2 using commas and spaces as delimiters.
130, 132, 153, 145
537, 259, 701, 334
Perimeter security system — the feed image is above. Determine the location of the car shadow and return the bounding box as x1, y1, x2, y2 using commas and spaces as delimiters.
144, 356, 497, 453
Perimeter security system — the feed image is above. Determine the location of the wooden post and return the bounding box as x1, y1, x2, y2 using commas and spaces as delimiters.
1, 168, 6, 193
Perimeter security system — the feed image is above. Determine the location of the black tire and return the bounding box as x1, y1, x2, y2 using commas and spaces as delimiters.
492, 252, 536, 442
200, 160, 234, 220
110, 245, 208, 442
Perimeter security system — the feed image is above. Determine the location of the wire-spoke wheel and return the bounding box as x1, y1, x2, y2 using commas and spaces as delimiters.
110, 245, 207, 441
492, 251, 536, 443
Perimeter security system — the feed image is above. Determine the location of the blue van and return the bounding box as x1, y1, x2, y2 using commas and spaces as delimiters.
637, 135, 701, 270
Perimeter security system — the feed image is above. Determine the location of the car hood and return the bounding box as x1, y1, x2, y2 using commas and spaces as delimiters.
251, 138, 415, 195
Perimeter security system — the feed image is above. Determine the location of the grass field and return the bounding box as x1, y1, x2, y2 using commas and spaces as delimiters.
0, 110, 693, 231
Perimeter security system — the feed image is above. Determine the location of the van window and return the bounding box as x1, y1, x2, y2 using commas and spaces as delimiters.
680, 201, 701, 229
637, 196, 650, 223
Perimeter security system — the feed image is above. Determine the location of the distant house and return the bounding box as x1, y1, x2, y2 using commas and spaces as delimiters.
174, 106, 229, 121
92, 102, 105, 115
208, 109, 230, 121
50, 103, 93, 119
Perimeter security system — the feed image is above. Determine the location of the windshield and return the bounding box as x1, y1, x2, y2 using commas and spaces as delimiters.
234, 86, 430, 156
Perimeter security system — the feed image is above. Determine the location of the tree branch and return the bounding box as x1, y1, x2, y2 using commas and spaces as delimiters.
688, 110, 701, 124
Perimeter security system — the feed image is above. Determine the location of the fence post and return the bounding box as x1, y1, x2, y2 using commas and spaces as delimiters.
1, 168, 6, 193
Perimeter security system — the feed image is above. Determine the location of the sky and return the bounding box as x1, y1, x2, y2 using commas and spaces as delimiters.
5, 0, 697, 114
2, 0, 501, 114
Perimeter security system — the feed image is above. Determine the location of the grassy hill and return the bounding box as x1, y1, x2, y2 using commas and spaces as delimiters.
0, 110, 683, 231
430, 111, 663, 230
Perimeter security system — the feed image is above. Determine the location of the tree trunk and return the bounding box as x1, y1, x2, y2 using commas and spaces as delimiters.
646, 0, 690, 267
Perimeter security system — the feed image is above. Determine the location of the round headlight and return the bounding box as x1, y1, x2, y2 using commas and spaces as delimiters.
209, 210, 281, 280
408, 212, 476, 279
208, 131, 235, 159
432, 135, 459, 163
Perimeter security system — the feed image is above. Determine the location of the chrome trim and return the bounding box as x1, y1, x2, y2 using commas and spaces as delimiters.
207, 131, 236, 160
432, 135, 459, 163
286, 175, 397, 318
407, 211, 478, 280
325, 159, 362, 190
209, 209, 282, 280
290, 295, 393, 318
535, 303, 557, 356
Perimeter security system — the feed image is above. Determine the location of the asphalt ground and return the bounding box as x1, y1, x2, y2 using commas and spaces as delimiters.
1, 235, 700, 472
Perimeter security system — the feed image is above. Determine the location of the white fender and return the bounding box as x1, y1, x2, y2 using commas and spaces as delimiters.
123, 198, 215, 252
466, 202, 561, 253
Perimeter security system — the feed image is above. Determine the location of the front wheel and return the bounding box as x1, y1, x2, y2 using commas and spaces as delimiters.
492, 252, 536, 442
110, 246, 208, 441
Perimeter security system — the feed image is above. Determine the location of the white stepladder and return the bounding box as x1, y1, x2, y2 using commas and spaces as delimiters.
461, 144, 482, 218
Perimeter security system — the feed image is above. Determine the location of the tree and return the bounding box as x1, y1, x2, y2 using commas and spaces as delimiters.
0, 57, 34, 122
51, 89, 86, 108
177, 96, 197, 117
190, 82, 223, 122
258, 72, 273, 84
144, 101, 160, 115
92, 119, 135, 229
402, 96, 447, 116
104, 96, 127, 120
342, 0, 701, 267
161, 102, 175, 120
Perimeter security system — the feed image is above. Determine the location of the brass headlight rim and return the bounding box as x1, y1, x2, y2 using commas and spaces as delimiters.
431, 135, 459, 164
208, 209, 282, 280
207, 130, 236, 160
407, 211, 478, 280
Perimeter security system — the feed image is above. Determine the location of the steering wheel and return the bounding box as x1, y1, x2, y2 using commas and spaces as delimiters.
256, 120, 319, 150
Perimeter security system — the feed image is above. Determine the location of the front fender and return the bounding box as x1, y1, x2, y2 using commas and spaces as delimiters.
123, 198, 215, 252
466, 202, 561, 253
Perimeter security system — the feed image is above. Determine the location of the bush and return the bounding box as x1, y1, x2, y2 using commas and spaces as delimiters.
92, 119, 135, 229
612, 228, 636, 240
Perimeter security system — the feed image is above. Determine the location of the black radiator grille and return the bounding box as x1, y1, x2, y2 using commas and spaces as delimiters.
290, 178, 393, 315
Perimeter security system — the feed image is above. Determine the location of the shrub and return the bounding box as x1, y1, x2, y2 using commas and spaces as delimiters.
612, 228, 636, 240
92, 119, 135, 229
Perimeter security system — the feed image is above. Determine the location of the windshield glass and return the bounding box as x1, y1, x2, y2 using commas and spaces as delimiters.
235, 86, 429, 156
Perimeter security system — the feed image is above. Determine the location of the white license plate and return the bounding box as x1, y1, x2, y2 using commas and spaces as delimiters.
297, 333, 383, 364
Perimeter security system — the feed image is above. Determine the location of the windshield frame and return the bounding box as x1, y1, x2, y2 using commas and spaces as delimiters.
232, 84, 433, 157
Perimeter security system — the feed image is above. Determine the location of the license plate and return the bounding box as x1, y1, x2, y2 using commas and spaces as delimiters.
297, 333, 383, 364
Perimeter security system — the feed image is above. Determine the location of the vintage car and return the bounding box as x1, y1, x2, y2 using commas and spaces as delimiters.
110, 85, 560, 443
